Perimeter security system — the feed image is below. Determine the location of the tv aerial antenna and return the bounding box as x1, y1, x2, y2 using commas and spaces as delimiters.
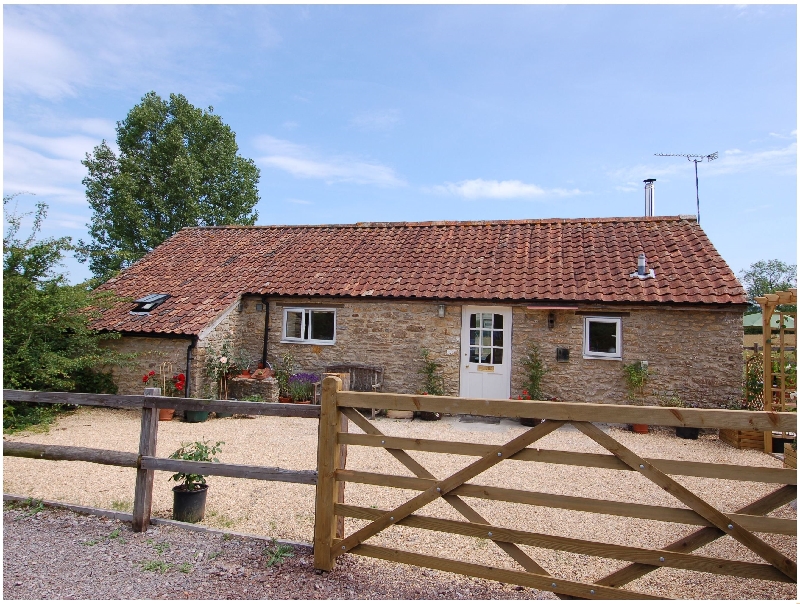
654, 151, 718, 224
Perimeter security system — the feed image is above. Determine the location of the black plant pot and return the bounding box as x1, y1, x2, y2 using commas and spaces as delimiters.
418, 411, 442, 421
520, 417, 541, 427
215, 412, 234, 418
676, 427, 700, 440
172, 484, 208, 523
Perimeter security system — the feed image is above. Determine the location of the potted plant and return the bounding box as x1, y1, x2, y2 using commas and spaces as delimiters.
144, 364, 186, 421
275, 353, 296, 403
623, 361, 650, 433
169, 439, 223, 523
200, 339, 239, 422
518, 344, 548, 427
288, 372, 318, 404
416, 348, 444, 421
657, 392, 700, 439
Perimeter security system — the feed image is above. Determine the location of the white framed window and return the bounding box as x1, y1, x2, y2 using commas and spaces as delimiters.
583, 317, 622, 359
282, 307, 337, 345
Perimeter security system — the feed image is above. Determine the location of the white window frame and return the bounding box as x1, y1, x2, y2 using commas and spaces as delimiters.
281, 307, 337, 345
583, 316, 622, 360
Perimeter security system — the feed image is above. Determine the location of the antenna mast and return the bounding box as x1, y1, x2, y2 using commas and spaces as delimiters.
654, 152, 718, 224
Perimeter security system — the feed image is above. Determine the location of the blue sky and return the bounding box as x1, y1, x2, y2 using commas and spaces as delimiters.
4, 4, 797, 284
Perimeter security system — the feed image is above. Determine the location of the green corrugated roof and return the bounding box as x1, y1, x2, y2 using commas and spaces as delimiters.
743, 313, 795, 329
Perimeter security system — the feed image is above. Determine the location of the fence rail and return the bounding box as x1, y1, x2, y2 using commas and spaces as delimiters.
317, 377, 798, 600
3, 389, 319, 531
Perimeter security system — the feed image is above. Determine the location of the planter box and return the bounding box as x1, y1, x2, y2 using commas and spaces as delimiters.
387, 409, 414, 419
784, 444, 797, 468
719, 429, 765, 450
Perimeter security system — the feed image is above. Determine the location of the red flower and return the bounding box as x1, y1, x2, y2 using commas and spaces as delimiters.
142, 375, 148, 383
522, 390, 528, 395
176, 373, 186, 381
149, 370, 156, 376
518, 395, 523, 400
175, 384, 184, 392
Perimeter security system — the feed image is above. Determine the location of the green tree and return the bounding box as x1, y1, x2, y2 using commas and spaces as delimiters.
740, 259, 797, 314
81, 91, 260, 282
4, 195, 128, 430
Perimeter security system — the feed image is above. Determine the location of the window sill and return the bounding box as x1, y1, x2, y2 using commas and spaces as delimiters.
582, 354, 622, 361
280, 339, 336, 346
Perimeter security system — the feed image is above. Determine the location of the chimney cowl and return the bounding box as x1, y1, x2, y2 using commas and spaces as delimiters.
643, 179, 656, 217
630, 252, 656, 280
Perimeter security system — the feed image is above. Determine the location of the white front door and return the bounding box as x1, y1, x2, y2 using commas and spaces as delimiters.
460, 306, 512, 400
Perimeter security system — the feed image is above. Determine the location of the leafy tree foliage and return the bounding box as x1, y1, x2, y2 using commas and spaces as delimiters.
3, 195, 128, 430
740, 259, 797, 314
81, 91, 260, 282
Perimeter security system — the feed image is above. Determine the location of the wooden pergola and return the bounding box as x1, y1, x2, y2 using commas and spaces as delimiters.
755, 288, 798, 454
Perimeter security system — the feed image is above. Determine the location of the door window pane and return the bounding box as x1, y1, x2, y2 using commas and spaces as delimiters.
470, 314, 477, 329
493, 348, 503, 364
482, 314, 493, 329
494, 314, 503, 329
481, 330, 492, 346
470, 347, 479, 363
493, 330, 503, 347
480, 348, 492, 363
470, 329, 480, 345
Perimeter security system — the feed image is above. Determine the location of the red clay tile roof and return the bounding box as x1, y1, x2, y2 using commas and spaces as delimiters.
93, 216, 746, 335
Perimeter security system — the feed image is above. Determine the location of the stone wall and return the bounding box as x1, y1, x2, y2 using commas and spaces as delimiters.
510, 306, 744, 408
107, 296, 744, 408
228, 377, 279, 402
101, 336, 193, 396
265, 298, 461, 395
193, 295, 266, 398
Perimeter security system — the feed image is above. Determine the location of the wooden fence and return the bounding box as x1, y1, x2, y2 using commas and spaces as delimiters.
4, 383, 798, 599
2, 389, 319, 532
314, 376, 797, 600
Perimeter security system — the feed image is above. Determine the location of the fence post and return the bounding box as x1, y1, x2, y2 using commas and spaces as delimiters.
132, 388, 160, 532
314, 376, 343, 572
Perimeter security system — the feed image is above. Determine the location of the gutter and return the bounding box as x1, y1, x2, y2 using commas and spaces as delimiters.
185, 336, 198, 399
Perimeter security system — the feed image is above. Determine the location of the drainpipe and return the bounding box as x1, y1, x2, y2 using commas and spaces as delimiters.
261, 296, 270, 368
185, 336, 198, 398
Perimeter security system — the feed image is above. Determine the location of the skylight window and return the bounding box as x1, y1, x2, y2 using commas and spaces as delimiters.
131, 293, 170, 315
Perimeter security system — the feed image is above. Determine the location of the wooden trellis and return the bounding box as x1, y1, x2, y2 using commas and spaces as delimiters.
314, 377, 797, 600
756, 288, 798, 453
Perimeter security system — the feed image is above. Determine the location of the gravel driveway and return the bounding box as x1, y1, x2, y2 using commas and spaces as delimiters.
3, 406, 797, 600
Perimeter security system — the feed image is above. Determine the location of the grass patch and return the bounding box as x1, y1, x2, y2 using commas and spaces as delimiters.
207, 510, 236, 528
139, 560, 172, 573
110, 499, 132, 512
8, 497, 46, 518
263, 541, 294, 567
178, 563, 193, 573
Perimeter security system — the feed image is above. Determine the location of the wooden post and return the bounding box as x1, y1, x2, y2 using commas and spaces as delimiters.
760, 300, 775, 454
132, 388, 160, 532
314, 376, 343, 572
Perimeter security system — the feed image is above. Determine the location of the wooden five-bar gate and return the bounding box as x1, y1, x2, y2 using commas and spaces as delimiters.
314, 377, 797, 600
4, 379, 798, 599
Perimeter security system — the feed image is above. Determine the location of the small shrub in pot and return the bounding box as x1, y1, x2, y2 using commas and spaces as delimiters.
169, 439, 223, 523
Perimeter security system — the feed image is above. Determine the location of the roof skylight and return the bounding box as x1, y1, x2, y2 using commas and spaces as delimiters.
131, 293, 170, 315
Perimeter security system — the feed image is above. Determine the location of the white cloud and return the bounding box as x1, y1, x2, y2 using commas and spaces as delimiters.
609, 139, 797, 191
350, 110, 401, 131
3, 26, 88, 99
429, 179, 583, 199
707, 142, 796, 176
255, 135, 405, 187
4, 6, 281, 104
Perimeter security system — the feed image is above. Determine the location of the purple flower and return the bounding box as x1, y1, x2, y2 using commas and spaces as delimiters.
289, 372, 320, 385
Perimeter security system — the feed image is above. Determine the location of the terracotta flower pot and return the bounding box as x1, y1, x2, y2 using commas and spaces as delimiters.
158, 408, 175, 421
632, 423, 649, 434
278, 396, 293, 404
294, 400, 311, 405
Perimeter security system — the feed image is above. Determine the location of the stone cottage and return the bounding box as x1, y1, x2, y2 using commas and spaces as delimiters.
92, 216, 747, 407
